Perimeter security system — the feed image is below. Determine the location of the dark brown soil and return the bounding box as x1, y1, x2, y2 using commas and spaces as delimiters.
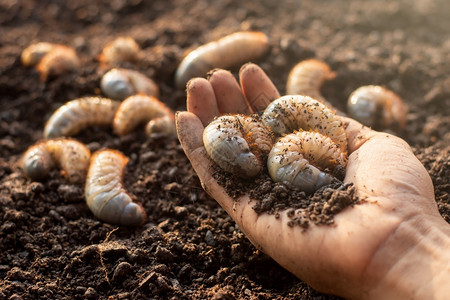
1, 0, 449, 299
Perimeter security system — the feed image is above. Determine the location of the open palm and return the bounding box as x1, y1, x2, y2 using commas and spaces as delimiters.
176, 63, 449, 299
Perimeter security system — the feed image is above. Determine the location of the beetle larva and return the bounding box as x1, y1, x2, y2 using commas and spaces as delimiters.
98, 37, 140, 67
21, 138, 91, 184
286, 59, 336, 107
347, 85, 408, 130
145, 115, 176, 137
100, 68, 159, 100
113, 95, 175, 136
261, 95, 348, 152
175, 31, 269, 89
267, 131, 347, 194
21, 42, 58, 67
85, 149, 146, 226
44, 97, 120, 139
203, 114, 273, 178
21, 43, 79, 81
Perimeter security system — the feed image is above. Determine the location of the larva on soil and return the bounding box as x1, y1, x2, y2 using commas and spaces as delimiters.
113, 95, 175, 136
203, 114, 273, 178
286, 59, 336, 108
85, 149, 146, 226
347, 85, 408, 130
261, 95, 348, 152
175, 31, 269, 89
98, 37, 140, 67
21, 42, 58, 67
100, 68, 159, 100
21, 138, 91, 184
44, 97, 120, 138
267, 130, 347, 194
21, 42, 79, 81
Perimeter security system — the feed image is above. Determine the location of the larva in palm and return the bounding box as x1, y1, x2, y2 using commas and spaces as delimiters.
203, 114, 273, 178
100, 68, 159, 100
85, 149, 146, 226
21, 42, 80, 81
267, 130, 347, 194
21, 138, 91, 184
98, 37, 140, 67
261, 95, 348, 152
286, 59, 336, 108
44, 97, 120, 138
347, 85, 408, 130
113, 95, 175, 136
175, 31, 270, 89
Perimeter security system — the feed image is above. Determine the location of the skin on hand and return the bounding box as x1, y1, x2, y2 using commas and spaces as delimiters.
176, 63, 450, 299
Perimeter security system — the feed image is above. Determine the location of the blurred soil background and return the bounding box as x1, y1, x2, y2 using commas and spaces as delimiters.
0, 0, 449, 299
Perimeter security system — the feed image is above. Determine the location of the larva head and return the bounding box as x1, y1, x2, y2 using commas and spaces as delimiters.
21, 42, 55, 67
145, 115, 177, 137
175, 53, 210, 90
347, 85, 407, 130
101, 68, 134, 100
36, 46, 80, 81
120, 202, 147, 226
21, 144, 53, 181
203, 116, 264, 178
99, 37, 140, 66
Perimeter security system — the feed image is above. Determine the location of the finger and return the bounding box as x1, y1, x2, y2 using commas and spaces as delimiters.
239, 63, 280, 113
208, 69, 251, 115
341, 116, 377, 153
175, 111, 236, 214
175, 111, 205, 152
186, 78, 219, 126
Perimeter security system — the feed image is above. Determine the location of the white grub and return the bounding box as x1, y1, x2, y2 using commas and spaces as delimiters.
21, 42, 58, 67
286, 59, 336, 107
261, 95, 348, 152
85, 149, 146, 226
113, 95, 175, 136
268, 131, 347, 194
21, 138, 91, 184
44, 97, 120, 139
145, 115, 176, 137
347, 85, 408, 130
175, 31, 269, 89
98, 37, 140, 67
21, 42, 79, 81
100, 68, 159, 100
203, 114, 273, 178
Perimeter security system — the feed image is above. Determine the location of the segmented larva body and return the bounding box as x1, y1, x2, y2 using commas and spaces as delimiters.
113, 95, 175, 136
100, 68, 159, 100
347, 85, 408, 130
286, 59, 336, 106
98, 37, 140, 67
261, 95, 348, 152
85, 149, 146, 226
145, 115, 177, 137
21, 42, 58, 67
267, 131, 347, 194
203, 114, 273, 178
21, 43, 79, 81
44, 97, 120, 138
21, 138, 91, 184
175, 31, 269, 89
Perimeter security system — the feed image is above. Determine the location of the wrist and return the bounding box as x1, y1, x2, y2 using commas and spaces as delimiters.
363, 213, 450, 300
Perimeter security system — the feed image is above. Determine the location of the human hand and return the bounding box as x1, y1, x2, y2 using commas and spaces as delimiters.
175, 63, 450, 299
